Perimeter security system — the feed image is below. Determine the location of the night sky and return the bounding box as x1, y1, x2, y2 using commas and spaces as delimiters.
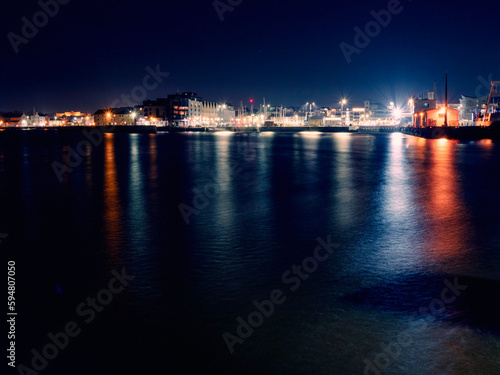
2, 0, 499, 113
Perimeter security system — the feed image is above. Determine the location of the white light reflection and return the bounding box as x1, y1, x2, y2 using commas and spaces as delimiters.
331, 133, 355, 229
299, 131, 322, 136
128, 135, 147, 253
376, 132, 421, 272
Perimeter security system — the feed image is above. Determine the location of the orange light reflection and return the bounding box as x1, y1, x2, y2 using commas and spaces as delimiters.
417, 139, 474, 267
103, 134, 123, 266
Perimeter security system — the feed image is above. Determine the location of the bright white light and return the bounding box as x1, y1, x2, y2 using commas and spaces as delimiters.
392, 108, 403, 119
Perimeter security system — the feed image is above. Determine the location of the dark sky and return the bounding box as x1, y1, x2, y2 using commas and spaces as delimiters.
1, 0, 499, 113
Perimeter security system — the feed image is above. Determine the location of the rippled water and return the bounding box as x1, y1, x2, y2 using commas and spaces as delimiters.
1, 131, 500, 374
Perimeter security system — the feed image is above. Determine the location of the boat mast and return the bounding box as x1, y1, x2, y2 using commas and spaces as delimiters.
444, 73, 448, 127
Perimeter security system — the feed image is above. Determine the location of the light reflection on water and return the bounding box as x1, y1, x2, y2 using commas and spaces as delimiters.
1, 131, 500, 374
103, 133, 123, 267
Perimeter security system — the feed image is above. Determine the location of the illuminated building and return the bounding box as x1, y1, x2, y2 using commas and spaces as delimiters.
0, 111, 23, 126
94, 107, 136, 126
53, 111, 93, 126
414, 106, 459, 127
142, 99, 167, 121
19, 109, 50, 126
363, 100, 398, 125
166, 92, 201, 126
166, 92, 234, 126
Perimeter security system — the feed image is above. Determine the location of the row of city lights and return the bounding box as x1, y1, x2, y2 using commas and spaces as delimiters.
97, 97, 410, 126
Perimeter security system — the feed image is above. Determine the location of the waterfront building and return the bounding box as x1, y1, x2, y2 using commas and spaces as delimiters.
217, 103, 235, 125
53, 111, 93, 126
350, 107, 366, 125
167, 92, 201, 126
414, 106, 459, 127
0, 111, 23, 126
142, 99, 168, 121
363, 101, 396, 125
324, 109, 342, 126
266, 113, 304, 126
19, 110, 50, 126
186, 99, 223, 126
166, 92, 234, 126
200, 101, 217, 125
413, 97, 437, 113
308, 115, 325, 126
94, 107, 136, 126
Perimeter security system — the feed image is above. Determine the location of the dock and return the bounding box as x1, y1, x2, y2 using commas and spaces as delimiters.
400, 123, 500, 140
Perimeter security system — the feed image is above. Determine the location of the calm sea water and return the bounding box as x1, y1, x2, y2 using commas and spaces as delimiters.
1, 130, 500, 374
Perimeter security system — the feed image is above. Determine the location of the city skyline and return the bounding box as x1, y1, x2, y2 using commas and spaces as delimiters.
2, 0, 499, 113
0, 80, 489, 116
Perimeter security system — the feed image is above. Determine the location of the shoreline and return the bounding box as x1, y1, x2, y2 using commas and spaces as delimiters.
2, 124, 500, 140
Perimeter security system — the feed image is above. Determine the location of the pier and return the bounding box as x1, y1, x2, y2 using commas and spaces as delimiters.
401, 123, 500, 140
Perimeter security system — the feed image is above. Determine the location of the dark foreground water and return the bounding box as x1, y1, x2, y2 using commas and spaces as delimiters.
1, 130, 500, 375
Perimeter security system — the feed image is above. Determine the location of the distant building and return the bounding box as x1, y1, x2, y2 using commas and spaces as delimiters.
324, 109, 343, 126
53, 111, 93, 126
94, 107, 135, 126
217, 103, 235, 125
19, 110, 50, 126
199, 101, 217, 125
268, 113, 304, 126
194, 101, 235, 126
363, 100, 395, 124
167, 92, 201, 126
0, 111, 23, 126
165, 92, 234, 126
308, 116, 324, 126
413, 98, 437, 113
142, 99, 167, 121
348, 108, 366, 125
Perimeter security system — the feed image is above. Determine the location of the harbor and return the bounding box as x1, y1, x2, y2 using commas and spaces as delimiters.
2, 79, 500, 141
